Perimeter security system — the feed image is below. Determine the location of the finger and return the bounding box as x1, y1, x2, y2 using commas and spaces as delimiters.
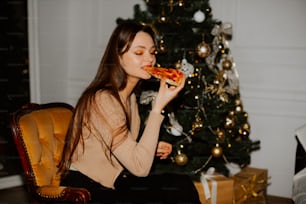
159, 78, 167, 87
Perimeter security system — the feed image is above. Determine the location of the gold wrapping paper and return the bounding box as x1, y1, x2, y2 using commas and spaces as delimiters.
194, 173, 234, 204
232, 167, 268, 204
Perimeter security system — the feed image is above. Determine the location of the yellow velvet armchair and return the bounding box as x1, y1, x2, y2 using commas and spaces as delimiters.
10, 103, 91, 203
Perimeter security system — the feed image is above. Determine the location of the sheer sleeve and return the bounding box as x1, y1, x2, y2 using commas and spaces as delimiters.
90, 91, 164, 176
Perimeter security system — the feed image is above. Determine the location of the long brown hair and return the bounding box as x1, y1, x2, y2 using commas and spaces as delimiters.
58, 22, 156, 172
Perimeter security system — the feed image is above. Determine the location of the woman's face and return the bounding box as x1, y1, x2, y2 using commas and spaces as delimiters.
120, 31, 156, 82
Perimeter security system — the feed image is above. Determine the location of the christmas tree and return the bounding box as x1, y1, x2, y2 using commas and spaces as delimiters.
117, 0, 260, 177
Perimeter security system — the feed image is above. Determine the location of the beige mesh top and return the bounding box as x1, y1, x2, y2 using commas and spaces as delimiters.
71, 91, 164, 189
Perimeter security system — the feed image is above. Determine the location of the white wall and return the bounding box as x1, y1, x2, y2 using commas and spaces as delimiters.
29, 0, 144, 104
28, 0, 306, 198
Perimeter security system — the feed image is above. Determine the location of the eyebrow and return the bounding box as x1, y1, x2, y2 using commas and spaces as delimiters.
132, 45, 156, 49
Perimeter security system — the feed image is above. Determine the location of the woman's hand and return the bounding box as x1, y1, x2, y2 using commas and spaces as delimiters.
156, 141, 172, 159
152, 75, 186, 114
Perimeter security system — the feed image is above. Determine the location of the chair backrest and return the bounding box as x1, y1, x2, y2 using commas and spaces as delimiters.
10, 103, 90, 203
10, 102, 73, 188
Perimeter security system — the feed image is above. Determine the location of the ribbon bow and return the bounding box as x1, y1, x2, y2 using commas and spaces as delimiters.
139, 90, 157, 105
211, 22, 233, 38
239, 174, 267, 202
200, 167, 218, 204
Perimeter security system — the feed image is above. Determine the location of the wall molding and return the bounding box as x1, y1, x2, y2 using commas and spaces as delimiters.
0, 175, 24, 190
27, 0, 41, 103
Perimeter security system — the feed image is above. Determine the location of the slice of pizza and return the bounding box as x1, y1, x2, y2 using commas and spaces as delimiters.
144, 67, 184, 86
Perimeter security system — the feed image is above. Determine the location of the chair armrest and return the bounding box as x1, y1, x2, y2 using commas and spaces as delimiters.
36, 185, 91, 204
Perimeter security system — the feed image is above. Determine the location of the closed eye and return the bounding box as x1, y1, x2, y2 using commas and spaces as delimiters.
135, 51, 143, 55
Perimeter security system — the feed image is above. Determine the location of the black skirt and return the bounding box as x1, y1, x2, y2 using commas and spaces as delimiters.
61, 170, 200, 204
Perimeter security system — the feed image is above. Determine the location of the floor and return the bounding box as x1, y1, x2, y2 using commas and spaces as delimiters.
0, 186, 31, 204
0, 185, 294, 204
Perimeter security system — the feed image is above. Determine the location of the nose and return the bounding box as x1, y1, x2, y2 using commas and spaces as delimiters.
145, 52, 155, 64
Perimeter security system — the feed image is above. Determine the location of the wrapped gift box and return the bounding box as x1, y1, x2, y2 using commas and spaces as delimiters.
194, 173, 234, 204
232, 166, 268, 204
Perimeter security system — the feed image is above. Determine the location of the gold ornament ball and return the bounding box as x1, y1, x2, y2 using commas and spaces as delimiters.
222, 59, 232, 70
175, 153, 188, 166
238, 128, 250, 138
228, 110, 235, 116
243, 112, 248, 118
216, 128, 226, 141
227, 129, 233, 135
196, 42, 211, 58
178, 0, 184, 7
218, 43, 224, 50
158, 43, 167, 54
158, 15, 168, 23
192, 118, 203, 131
242, 122, 251, 131
224, 116, 235, 128
235, 105, 243, 113
235, 99, 242, 106
211, 145, 223, 158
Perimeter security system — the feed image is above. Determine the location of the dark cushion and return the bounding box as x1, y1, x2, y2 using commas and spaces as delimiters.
295, 136, 306, 174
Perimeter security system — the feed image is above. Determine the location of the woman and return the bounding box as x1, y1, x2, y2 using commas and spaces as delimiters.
59, 22, 200, 204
